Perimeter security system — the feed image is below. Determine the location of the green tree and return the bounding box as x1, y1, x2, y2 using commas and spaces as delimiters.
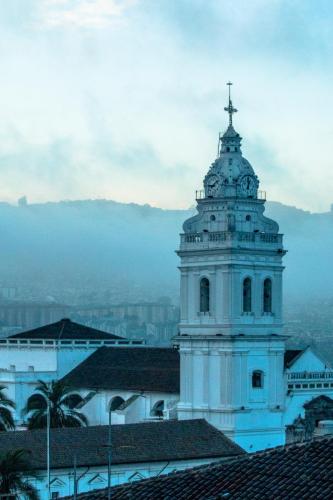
0, 449, 39, 500
0, 385, 15, 431
22, 380, 88, 430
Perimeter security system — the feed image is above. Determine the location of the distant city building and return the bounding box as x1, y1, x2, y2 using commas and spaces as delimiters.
0, 300, 70, 330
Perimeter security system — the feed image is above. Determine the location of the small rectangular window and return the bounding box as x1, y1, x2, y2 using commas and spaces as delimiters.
302, 384, 308, 388
295, 384, 301, 389
252, 371, 263, 388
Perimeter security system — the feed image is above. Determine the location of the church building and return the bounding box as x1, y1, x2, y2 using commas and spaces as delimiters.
2, 85, 333, 458
176, 84, 290, 451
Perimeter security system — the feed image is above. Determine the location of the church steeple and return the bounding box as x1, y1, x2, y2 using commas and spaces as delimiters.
176, 90, 286, 452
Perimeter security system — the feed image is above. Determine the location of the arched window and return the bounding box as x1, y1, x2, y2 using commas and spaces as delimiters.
243, 278, 252, 312
65, 393, 84, 409
263, 278, 272, 313
200, 278, 210, 313
252, 371, 263, 388
150, 400, 164, 418
109, 396, 125, 411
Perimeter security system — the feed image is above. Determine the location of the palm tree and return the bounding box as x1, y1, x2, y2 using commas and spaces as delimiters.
0, 385, 15, 431
0, 448, 39, 500
22, 380, 88, 430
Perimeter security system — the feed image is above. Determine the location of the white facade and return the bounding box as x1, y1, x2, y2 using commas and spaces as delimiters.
285, 347, 333, 427
79, 389, 178, 426
176, 90, 287, 452
0, 337, 142, 425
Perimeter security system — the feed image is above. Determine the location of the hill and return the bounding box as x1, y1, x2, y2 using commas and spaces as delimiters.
0, 199, 331, 302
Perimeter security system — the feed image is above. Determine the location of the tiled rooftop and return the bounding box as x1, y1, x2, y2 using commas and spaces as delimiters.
70, 435, 333, 499
62, 345, 180, 393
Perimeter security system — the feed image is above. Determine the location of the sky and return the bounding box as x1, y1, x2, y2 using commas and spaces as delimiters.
0, 0, 333, 212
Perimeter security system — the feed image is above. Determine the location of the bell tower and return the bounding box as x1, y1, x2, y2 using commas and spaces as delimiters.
176, 84, 287, 452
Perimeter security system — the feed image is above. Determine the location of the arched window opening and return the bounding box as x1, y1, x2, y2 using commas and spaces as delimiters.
150, 400, 164, 418
26, 393, 46, 412
109, 396, 125, 412
65, 393, 84, 409
243, 278, 252, 313
263, 278, 272, 313
200, 278, 210, 313
245, 215, 251, 222
252, 371, 263, 388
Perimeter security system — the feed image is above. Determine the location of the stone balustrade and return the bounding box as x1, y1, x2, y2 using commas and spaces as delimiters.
180, 230, 283, 250
287, 371, 333, 381
0, 338, 144, 349
195, 190, 267, 200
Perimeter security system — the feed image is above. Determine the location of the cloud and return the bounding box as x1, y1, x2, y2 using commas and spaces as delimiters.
39, 0, 137, 28
0, 0, 333, 212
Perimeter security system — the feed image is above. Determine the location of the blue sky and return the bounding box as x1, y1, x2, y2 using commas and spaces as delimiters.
0, 0, 332, 211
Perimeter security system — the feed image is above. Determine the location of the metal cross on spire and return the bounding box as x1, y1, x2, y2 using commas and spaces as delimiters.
224, 81, 237, 126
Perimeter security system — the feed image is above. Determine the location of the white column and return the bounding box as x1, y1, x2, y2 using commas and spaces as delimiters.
180, 272, 188, 321
240, 351, 248, 406
215, 268, 223, 322
188, 272, 197, 321
219, 351, 227, 407
274, 272, 283, 321
202, 351, 209, 407
254, 271, 261, 318
222, 271, 231, 320
209, 351, 220, 408
192, 350, 204, 408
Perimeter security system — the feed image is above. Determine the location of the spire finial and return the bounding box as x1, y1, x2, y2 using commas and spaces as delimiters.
224, 81, 237, 126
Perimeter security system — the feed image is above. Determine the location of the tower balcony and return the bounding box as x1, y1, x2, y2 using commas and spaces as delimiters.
179, 230, 283, 252
195, 190, 267, 201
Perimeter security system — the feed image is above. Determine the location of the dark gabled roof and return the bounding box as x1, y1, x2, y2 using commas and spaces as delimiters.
62, 346, 180, 393
9, 318, 123, 340
0, 420, 244, 471
71, 435, 333, 499
284, 349, 304, 368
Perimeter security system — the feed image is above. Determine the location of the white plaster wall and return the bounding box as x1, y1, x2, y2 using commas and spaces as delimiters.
24, 457, 225, 499
284, 388, 333, 426
177, 335, 285, 452
288, 349, 327, 372
80, 389, 178, 426
0, 345, 98, 376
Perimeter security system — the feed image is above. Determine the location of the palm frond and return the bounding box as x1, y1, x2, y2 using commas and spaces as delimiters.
0, 406, 15, 430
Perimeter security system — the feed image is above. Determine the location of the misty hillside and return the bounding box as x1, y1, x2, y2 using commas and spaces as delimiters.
0, 199, 332, 301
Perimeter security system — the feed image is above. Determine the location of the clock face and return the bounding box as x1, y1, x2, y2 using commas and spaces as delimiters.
205, 174, 221, 197
239, 175, 257, 197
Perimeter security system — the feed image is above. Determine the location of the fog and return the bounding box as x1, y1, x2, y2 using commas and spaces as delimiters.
0, 199, 331, 303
